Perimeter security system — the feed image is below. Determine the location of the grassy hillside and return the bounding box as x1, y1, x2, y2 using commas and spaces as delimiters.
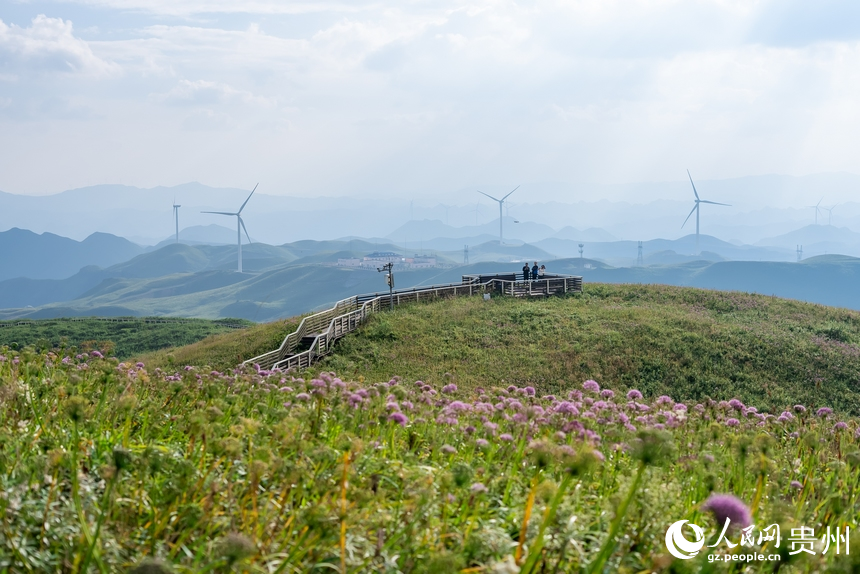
4, 343, 860, 571
137, 315, 302, 370
287, 284, 860, 415
0, 316, 253, 359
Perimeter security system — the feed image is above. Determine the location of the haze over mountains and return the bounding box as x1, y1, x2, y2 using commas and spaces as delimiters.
2, 173, 860, 321
2, 174, 860, 249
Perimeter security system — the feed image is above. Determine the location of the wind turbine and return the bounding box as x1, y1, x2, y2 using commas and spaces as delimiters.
477, 186, 519, 245
202, 184, 257, 273
825, 203, 837, 226
808, 198, 823, 225
473, 202, 485, 226
440, 204, 453, 226
682, 170, 730, 254
172, 198, 181, 244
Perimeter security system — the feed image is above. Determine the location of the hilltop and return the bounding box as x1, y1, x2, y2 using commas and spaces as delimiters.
141, 283, 860, 415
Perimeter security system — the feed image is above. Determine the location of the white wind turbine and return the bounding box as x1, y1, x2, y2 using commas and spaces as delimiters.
477, 186, 519, 245
808, 198, 824, 225
172, 198, 181, 244
202, 184, 257, 273
682, 170, 730, 254
825, 204, 838, 226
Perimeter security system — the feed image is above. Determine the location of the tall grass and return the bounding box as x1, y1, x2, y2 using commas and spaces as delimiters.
1, 346, 859, 572
314, 284, 860, 414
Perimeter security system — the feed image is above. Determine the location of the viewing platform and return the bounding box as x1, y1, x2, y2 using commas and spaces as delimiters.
245, 271, 583, 371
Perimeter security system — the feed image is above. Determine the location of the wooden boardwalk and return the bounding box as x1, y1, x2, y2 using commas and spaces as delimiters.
244, 272, 582, 371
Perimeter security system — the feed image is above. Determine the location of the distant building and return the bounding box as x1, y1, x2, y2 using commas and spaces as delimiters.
362, 251, 403, 267
337, 258, 361, 267
406, 255, 436, 268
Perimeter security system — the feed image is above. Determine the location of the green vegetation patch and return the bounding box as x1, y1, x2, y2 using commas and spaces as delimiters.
313, 283, 860, 414
1, 348, 859, 571
0, 316, 252, 359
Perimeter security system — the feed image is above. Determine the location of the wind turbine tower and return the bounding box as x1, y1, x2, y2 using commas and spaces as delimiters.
477, 186, 519, 245
682, 170, 730, 254
808, 199, 823, 225
202, 184, 258, 273
825, 204, 837, 226
797, 245, 803, 262
172, 199, 181, 244
637, 241, 643, 266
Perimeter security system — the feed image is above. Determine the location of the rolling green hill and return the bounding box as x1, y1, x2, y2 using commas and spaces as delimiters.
142, 283, 860, 415
0, 316, 253, 359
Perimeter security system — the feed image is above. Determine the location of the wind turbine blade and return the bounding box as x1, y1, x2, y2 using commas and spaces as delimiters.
681, 204, 697, 228
239, 216, 252, 244
686, 169, 700, 200
238, 183, 258, 214
201, 211, 237, 216
476, 190, 501, 202
816, 198, 823, 208
698, 200, 731, 206
501, 185, 519, 201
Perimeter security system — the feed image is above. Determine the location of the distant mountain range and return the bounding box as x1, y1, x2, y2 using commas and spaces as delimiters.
3, 176, 860, 246
2, 235, 860, 320
0, 228, 144, 281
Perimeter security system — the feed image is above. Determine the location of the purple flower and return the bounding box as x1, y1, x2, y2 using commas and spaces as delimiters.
583, 380, 600, 393
817, 407, 833, 417
441, 444, 456, 454
674, 404, 688, 412
524, 386, 536, 397
441, 383, 458, 394
90, 350, 104, 359
554, 401, 579, 416
600, 389, 615, 399
833, 422, 849, 431
656, 395, 674, 406
702, 494, 752, 529
135, 362, 145, 368
295, 393, 311, 401
470, 482, 488, 493
388, 412, 408, 427
626, 389, 643, 400
790, 480, 803, 490
793, 405, 807, 414
725, 418, 740, 427
475, 438, 490, 448
499, 433, 514, 442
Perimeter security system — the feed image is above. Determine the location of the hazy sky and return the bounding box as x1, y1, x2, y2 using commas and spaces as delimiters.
2, 0, 859, 197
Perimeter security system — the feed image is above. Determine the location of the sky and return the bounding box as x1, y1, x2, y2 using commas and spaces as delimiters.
2, 0, 860, 198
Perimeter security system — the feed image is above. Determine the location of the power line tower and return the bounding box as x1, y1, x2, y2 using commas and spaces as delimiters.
463, 244, 469, 265
637, 241, 643, 266
797, 245, 803, 262
578, 243, 584, 260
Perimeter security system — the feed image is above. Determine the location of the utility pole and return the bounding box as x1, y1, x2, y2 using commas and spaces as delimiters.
463, 245, 469, 265
637, 241, 643, 266
797, 245, 803, 262
378, 262, 394, 311
578, 243, 584, 261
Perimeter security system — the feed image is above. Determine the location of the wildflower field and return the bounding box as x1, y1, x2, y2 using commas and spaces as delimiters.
2, 346, 860, 572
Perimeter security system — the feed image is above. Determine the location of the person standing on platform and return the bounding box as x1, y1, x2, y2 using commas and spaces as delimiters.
522, 263, 530, 281
531, 262, 539, 280
538, 264, 546, 277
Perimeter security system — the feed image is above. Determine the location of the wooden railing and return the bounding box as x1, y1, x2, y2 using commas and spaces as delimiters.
243, 273, 582, 371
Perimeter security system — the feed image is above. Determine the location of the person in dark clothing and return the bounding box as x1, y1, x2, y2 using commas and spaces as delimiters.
531, 262, 539, 280
522, 263, 530, 281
